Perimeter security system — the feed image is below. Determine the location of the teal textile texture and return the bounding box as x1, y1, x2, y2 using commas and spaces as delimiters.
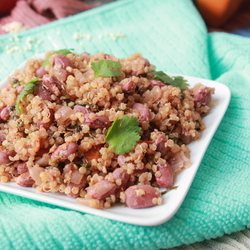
0, 0, 249, 249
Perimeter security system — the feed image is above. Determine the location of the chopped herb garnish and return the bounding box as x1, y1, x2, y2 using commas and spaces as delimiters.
15, 77, 41, 114
12, 78, 19, 83
161, 186, 179, 195
42, 48, 74, 67
105, 116, 141, 155
60, 98, 72, 104
151, 71, 189, 89
91, 59, 122, 78
9, 105, 15, 111
74, 103, 90, 107
11, 78, 21, 87
16, 119, 24, 128
82, 162, 91, 168
68, 124, 82, 132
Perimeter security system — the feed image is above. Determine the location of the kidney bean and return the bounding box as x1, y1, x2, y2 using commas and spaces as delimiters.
104, 54, 112, 60
53, 68, 69, 82
131, 58, 150, 76
0, 134, 6, 145
52, 55, 73, 82
112, 168, 129, 190
42, 75, 64, 96
132, 103, 150, 122
37, 120, 51, 130
87, 180, 116, 200
35, 66, 47, 77
73, 105, 92, 123
82, 52, 90, 57
142, 58, 150, 66
53, 55, 72, 69
51, 142, 78, 162
117, 155, 126, 167
0, 149, 15, 164
34, 83, 52, 101
73, 105, 110, 129
37, 108, 54, 129
17, 162, 28, 175
0, 107, 11, 121
104, 54, 117, 61
66, 178, 87, 198
155, 162, 174, 189
154, 132, 169, 158
88, 116, 110, 129
194, 88, 212, 105
16, 172, 35, 187
193, 84, 214, 106
120, 78, 136, 92
73, 105, 88, 113
150, 80, 165, 87
125, 184, 161, 209
168, 151, 191, 174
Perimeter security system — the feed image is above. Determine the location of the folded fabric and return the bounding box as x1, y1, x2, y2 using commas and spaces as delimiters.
0, 0, 249, 249
0, 0, 94, 34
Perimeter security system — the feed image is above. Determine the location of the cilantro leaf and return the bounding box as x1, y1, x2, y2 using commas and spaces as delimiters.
42, 48, 74, 67
151, 71, 189, 89
91, 59, 122, 78
105, 116, 141, 155
170, 76, 189, 89
151, 71, 173, 83
15, 77, 41, 114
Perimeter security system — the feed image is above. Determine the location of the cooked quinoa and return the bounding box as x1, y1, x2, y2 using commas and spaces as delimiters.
0, 51, 214, 209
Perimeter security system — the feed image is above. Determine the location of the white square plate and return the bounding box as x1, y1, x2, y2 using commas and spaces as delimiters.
0, 56, 231, 226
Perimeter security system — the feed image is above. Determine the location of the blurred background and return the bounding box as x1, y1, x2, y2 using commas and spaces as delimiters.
0, 0, 250, 36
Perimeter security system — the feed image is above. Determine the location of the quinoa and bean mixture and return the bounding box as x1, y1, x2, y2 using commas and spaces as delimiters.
0, 50, 214, 209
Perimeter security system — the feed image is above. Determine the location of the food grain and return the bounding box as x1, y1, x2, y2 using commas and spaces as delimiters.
0, 51, 214, 209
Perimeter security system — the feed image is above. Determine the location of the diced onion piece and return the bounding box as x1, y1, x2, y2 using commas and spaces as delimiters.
71, 170, 84, 185
168, 151, 191, 174
29, 166, 45, 185
55, 106, 74, 125
35, 153, 50, 167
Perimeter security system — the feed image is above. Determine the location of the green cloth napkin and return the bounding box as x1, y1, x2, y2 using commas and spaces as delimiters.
0, 0, 249, 249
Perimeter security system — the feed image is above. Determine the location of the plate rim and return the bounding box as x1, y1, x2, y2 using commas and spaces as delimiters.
0, 56, 231, 226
